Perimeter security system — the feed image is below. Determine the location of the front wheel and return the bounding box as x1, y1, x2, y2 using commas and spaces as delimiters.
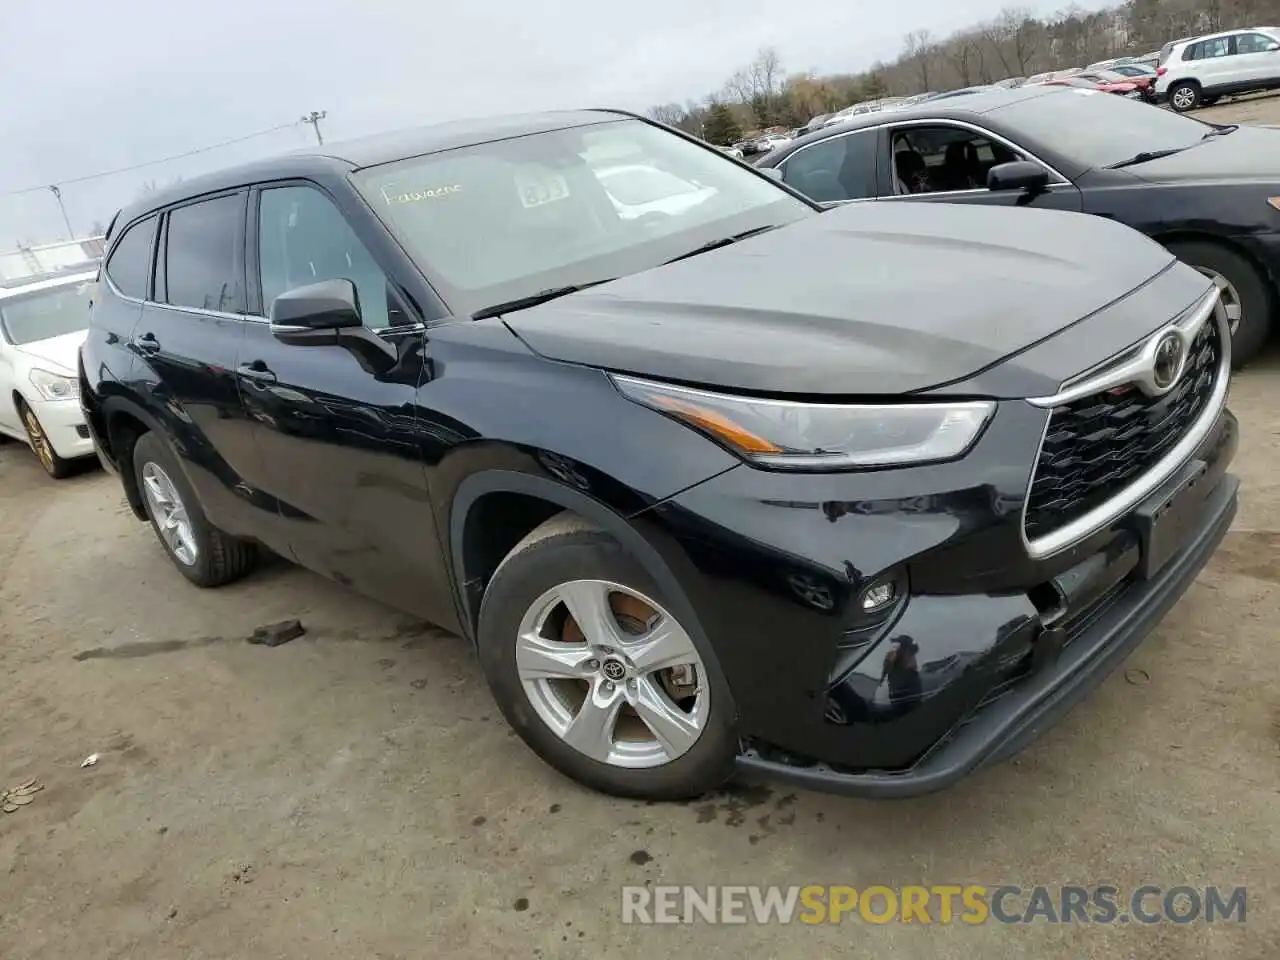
477, 515, 737, 800
1169, 82, 1201, 112
1166, 239, 1272, 368
20, 402, 74, 479
132, 431, 257, 587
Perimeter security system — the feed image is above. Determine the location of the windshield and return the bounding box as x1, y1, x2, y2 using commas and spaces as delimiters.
0, 280, 95, 346
991, 89, 1210, 168
352, 118, 810, 316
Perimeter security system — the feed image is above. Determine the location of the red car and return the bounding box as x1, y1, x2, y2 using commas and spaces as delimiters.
1046, 70, 1154, 102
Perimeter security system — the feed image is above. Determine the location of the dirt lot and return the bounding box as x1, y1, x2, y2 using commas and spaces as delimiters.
5, 112, 1280, 960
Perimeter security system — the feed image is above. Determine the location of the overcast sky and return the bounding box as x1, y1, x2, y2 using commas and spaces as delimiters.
2, 0, 1102, 248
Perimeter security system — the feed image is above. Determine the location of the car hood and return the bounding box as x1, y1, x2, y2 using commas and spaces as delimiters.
502, 201, 1179, 396
12, 330, 86, 375
1124, 125, 1280, 182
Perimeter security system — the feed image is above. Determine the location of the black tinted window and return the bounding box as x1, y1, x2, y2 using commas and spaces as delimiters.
163, 194, 245, 313
258, 186, 394, 328
781, 132, 877, 202
105, 215, 156, 299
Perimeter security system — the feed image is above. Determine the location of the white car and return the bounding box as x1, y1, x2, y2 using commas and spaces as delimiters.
594, 164, 719, 219
0, 271, 98, 478
1156, 26, 1280, 111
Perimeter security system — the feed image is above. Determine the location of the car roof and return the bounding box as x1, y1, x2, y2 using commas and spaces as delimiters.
0, 270, 98, 300
112, 109, 633, 229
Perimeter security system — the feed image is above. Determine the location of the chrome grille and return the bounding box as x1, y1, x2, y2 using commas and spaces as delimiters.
1024, 317, 1221, 542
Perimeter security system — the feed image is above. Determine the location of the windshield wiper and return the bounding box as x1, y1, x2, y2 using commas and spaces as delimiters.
662, 224, 779, 265
1106, 147, 1190, 169
1203, 123, 1238, 138
471, 279, 615, 320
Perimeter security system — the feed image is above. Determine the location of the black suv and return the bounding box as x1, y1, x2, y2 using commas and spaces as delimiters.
81, 110, 1238, 801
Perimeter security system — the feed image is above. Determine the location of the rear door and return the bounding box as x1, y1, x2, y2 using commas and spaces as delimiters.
774, 128, 882, 204
876, 120, 1082, 211
238, 180, 454, 623
133, 191, 272, 541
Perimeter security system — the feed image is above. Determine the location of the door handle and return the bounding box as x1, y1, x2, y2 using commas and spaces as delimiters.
134, 333, 161, 354
237, 360, 278, 385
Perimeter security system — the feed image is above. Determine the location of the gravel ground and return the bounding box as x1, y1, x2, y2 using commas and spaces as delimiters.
4, 122, 1280, 956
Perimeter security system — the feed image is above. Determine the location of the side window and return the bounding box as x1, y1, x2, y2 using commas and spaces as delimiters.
781, 132, 877, 203
889, 126, 1029, 196
1235, 33, 1275, 54
1201, 37, 1231, 59
258, 185, 397, 329
104, 215, 157, 300
163, 194, 246, 314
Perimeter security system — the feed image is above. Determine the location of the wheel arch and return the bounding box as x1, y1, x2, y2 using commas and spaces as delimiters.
1156, 229, 1279, 300
100, 395, 165, 520
449, 470, 729, 704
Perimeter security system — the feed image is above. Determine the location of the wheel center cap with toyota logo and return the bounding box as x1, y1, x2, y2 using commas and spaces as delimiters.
1152, 332, 1186, 391
602, 659, 627, 681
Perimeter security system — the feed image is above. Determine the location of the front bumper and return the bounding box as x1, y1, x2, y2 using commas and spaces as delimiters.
30, 396, 95, 460
737, 467, 1237, 798
642, 396, 1238, 798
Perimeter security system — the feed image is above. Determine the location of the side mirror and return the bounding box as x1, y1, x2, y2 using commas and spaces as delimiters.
987, 161, 1050, 194
269, 279, 362, 342
759, 166, 784, 181
1267, 41, 1280, 51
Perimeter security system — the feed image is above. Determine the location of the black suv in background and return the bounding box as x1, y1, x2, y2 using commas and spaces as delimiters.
82, 110, 1238, 801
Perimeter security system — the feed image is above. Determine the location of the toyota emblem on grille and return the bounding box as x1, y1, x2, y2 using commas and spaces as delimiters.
1151, 331, 1186, 392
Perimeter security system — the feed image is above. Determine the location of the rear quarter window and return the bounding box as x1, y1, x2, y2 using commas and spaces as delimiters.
104, 215, 158, 300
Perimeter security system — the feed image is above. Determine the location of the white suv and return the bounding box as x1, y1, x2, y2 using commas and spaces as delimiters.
1156, 27, 1280, 111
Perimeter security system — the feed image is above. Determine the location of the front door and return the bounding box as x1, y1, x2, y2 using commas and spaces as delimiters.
880, 122, 1083, 212
239, 181, 455, 624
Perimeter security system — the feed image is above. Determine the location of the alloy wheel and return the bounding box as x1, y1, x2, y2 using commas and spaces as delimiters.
140, 461, 199, 566
21, 409, 55, 474
1171, 87, 1196, 110
1193, 266, 1243, 335
514, 579, 710, 769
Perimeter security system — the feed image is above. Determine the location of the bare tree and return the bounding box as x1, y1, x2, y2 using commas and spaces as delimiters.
947, 33, 979, 86
647, 103, 686, 127
902, 29, 937, 90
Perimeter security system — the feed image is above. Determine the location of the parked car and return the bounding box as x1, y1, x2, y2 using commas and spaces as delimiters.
920, 85, 998, 101
717, 145, 745, 160
754, 85, 1279, 363
0, 270, 100, 477
1156, 27, 1280, 111
1107, 62, 1159, 80
797, 114, 832, 135
82, 108, 1238, 801
1044, 71, 1146, 100
991, 77, 1027, 89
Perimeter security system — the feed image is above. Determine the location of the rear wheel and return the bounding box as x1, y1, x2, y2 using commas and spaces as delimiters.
19, 402, 73, 479
1166, 239, 1272, 368
1169, 81, 1201, 112
132, 431, 256, 587
477, 515, 736, 800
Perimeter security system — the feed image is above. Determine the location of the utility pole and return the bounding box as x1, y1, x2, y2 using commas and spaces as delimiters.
301, 110, 328, 145
48, 185, 75, 239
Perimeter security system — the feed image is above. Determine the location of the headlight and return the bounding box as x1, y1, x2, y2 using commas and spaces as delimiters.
29, 368, 79, 401
611, 374, 995, 470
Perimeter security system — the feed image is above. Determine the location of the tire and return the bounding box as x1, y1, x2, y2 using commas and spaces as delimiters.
19, 401, 74, 479
477, 514, 737, 801
1168, 81, 1201, 112
131, 431, 256, 587
1165, 239, 1272, 368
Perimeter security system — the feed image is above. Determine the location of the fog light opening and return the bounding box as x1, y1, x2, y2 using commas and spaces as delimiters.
859, 580, 897, 613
